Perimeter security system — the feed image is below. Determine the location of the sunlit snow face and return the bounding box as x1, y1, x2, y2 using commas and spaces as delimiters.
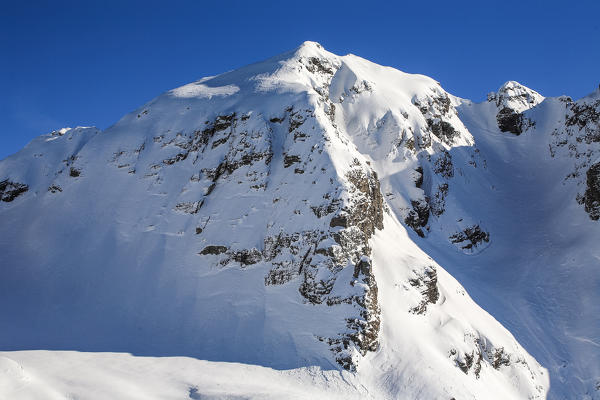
169, 81, 240, 99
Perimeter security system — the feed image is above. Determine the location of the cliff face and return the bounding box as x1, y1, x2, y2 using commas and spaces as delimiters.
2, 42, 599, 399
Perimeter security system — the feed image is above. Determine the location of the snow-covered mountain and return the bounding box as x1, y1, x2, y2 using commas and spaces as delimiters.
1, 42, 598, 399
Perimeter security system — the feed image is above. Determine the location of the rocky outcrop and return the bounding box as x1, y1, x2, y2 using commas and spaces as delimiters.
433, 150, 454, 178
174, 201, 203, 214
450, 336, 513, 379
489, 81, 543, 135
199, 245, 228, 255
298, 166, 383, 369
48, 185, 63, 193
450, 225, 490, 251
414, 93, 460, 145
409, 266, 439, 315
583, 162, 600, 220
429, 183, 448, 217
69, 167, 81, 177
0, 180, 28, 202
404, 199, 430, 237
496, 107, 525, 135
549, 96, 600, 219
488, 81, 544, 113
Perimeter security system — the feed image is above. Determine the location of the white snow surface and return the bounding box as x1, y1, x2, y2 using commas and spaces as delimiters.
1, 41, 598, 399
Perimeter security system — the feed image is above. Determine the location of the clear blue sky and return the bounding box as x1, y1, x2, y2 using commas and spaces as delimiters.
1, 0, 598, 160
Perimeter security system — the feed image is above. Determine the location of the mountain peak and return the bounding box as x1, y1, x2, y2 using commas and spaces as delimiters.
7, 42, 600, 399
296, 40, 324, 51
488, 80, 544, 113
289, 40, 336, 62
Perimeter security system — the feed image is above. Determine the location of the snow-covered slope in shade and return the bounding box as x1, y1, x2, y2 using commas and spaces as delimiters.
2, 41, 597, 398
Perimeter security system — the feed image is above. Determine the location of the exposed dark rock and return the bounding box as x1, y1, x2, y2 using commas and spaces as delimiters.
429, 183, 448, 217
344, 169, 385, 237
433, 151, 454, 178
299, 273, 335, 305
566, 100, 600, 131
305, 57, 334, 75
457, 351, 474, 374
451, 337, 511, 379
450, 225, 490, 250
583, 162, 600, 220
311, 199, 341, 218
290, 167, 384, 370
212, 113, 236, 131
413, 94, 459, 145
405, 199, 430, 237
69, 167, 81, 177
497, 107, 523, 135
283, 154, 301, 168
202, 145, 272, 194
48, 185, 62, 193
211, 137, 229, 149
414, 166, 424, 188
289, 112, 306, 133
428, 120, 458, 143
0, 180, 29, 202
199, 245, 228, 255
329, 215, 348, 228
265, 267, 298, 286
344, 257, 380, 358
195, 227, 202, 234
455, 350, 482, 378
161, 113, 237, 166
174, 201, 203, 214
492, 347, 511, 369
263, 231, 322, 286
231, 248, 262, 266
163, 153, 188, 165
409, 266, 439, 315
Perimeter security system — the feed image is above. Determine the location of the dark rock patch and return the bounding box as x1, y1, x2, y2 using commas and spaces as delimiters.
492, 347, 511, 369
414, 166, 424, 188
174, 201, 203, 214
199, 245, 228, 255
566, 100, 600, 130
497, 107, 523, 135
450, 225, 490, 250
305, 57, 334, 75
409, 266, 439, 315
428, 120, 458, 143
311, 199, 340, 218
433, 151, 454, 179
583, 162, 600, 220
163, 153, 188, 165
429, 183, 448, 217
0, 180, 29, 202
283, 154, 301, 168
69, 167, 81, 177
405, 199, 430, 237
329, 215, 348, 228
231, 248, 262, 266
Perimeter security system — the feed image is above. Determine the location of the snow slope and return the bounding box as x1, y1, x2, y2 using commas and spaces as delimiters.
0, 351, 375, 400
1, 41, 597, 398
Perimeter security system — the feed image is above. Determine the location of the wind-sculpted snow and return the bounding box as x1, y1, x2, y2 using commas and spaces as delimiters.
3, 41, 599, 399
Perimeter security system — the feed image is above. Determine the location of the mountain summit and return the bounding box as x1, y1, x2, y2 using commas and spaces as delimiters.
1, 42, 599, 399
